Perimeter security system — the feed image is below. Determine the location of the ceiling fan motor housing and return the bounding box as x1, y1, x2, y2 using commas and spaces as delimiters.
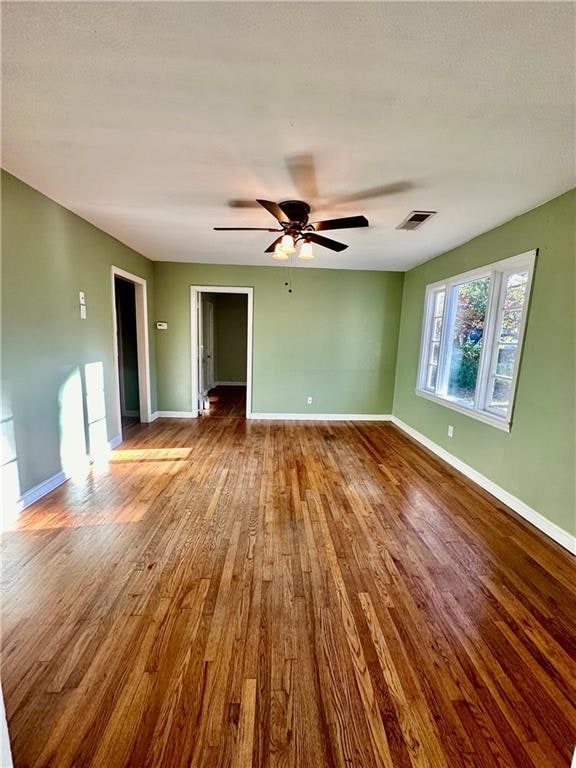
280, 200, 310, 226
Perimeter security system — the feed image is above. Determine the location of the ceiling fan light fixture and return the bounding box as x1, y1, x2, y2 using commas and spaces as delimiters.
280, 234, 296, 253
298, 241, 314, 260
272, 243, 289, 260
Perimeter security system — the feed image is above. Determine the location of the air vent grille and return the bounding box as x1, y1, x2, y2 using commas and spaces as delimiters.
397, 210, 437, 231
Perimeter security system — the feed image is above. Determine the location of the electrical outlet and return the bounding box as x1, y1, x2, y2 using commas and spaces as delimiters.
447, 425, 454, 438
307, 396, 313, 405
80, 305, 87, 320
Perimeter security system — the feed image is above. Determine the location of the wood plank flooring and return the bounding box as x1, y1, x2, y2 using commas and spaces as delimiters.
2, 417, 575, 767
204, 386, 247, 418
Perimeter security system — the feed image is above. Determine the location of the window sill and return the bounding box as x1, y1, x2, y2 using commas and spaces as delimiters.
415, 389, 511, 432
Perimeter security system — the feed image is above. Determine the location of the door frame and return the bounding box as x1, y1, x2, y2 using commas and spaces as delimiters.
111, 266, 153, 439
190, 286, 253, 418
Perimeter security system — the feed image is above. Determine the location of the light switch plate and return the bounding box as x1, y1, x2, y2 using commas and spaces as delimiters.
156, 321, 168, 330
79, 291, 86, 305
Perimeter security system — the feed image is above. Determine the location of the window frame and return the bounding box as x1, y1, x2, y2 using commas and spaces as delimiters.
416, 250, 537, 431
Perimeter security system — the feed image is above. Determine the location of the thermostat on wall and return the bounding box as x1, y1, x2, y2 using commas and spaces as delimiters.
156, 321, 168, 330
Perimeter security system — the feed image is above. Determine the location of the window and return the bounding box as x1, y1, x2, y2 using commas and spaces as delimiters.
417, 251, 536, 430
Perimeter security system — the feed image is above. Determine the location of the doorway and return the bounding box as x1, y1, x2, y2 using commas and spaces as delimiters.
111, 267, 152, 440
191, 286, 253, 418
114, 277, 140, 430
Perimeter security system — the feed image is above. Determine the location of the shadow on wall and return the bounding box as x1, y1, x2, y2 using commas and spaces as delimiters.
2, 361, 110, 531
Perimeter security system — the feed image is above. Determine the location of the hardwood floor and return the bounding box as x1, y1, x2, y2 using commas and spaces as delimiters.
204, 386, 247, 418
2, 417, 575, 767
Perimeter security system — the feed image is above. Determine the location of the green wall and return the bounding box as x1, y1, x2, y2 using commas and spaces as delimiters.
1, 171, 156, 495
154, 263, 404, 415
394, 189, 576, 535
205, 293, 248, 383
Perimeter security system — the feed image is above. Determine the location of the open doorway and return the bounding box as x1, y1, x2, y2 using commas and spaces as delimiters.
111, 267, 152, 440
114, 277, 140, 430
191, 287, 253, 419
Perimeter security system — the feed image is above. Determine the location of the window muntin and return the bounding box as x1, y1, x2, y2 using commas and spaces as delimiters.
417, 252, 536, 429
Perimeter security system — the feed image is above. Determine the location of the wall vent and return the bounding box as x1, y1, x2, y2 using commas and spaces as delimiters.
396, 210, 437, 231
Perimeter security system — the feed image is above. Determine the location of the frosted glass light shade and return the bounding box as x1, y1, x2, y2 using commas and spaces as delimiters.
280, 234, 296, 254
298, 241, 314, 260
272, 244, 289, 260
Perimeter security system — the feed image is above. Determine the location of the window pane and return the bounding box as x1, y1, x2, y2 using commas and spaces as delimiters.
446, 277, 490, 407
432, 316, 443, 341
500, 310, 522, 342
422, 287, 446, 392
504, 271, 528, 309
506, 270, 528, 289
434, 290, 445, 316
495, 344, 517, 377
489, 376, 512, 414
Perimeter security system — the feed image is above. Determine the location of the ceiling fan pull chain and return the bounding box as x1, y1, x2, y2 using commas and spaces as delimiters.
284, 255, 294, 294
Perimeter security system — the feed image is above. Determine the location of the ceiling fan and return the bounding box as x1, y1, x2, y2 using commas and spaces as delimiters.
214, 153, 413, 259
214, 198, 368, 259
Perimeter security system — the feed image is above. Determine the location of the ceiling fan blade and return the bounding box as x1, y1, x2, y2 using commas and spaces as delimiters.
228, 199, 261, 209
311, 215, 368, 231
256, 199, 288, 222
214, 227, 282, 231
286, 153, 319, 201
325, 181, 413, 206
306, 233, 348, 252
264, 236, 284, 253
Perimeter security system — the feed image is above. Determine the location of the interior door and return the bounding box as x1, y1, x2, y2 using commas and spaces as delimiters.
202, 300, 215, 393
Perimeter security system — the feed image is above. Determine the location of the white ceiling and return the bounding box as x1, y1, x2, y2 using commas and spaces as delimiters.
2, 2, 575, 271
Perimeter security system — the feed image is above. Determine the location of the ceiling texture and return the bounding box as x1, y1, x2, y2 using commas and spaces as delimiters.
2, 2, 575, 270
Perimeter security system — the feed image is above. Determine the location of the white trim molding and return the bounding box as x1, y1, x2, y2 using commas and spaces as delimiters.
19, 470, 69, 510
109, 434, 123, 450
250, 413, 392, 422
391, 417, 575, 555
155, 411, 197, 419
415, 389, 511, 431
0, 685, 13, 768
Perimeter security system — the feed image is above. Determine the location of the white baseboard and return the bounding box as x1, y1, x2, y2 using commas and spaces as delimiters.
391, 417, 575, 555
155, 410, 197, 418
18, 435, 123, 512
214, 381, 247, 387
19, 470, 69, 510
250, 413, 392, 422
109, 434, 123, 449
148, 411, 159, 422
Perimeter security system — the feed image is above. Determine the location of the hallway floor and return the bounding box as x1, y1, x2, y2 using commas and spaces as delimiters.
204, 385, 246, 418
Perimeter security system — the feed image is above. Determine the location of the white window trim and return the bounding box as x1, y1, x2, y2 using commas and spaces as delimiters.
416, 250, 537, 431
